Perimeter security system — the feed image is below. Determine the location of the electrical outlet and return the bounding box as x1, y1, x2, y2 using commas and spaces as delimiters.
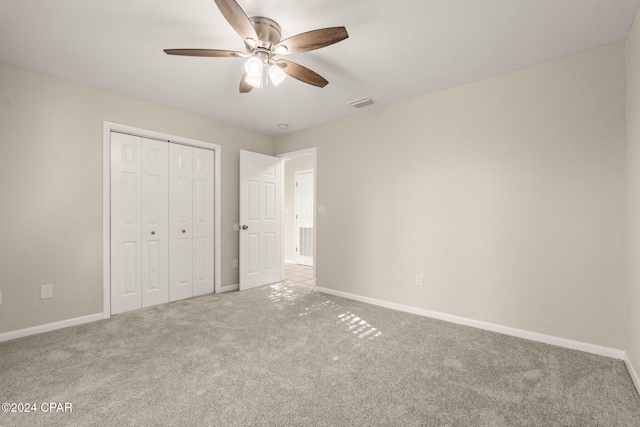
41, 284, 53, 299
415, 274, 424, 287
232, 259, 238, 269
318, 205, 326, 215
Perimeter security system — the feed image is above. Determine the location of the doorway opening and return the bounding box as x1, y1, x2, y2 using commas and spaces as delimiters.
278, 148, 317, 288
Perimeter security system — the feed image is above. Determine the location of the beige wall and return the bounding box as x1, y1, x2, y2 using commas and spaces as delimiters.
275, 43, 626, 349
283, 155, 315, 262
0, 36, 632, 357
0, 61, 274, 334
626, 9, 640, 381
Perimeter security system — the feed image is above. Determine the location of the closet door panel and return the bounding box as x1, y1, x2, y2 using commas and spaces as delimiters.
141, 138, 169, 308
192, 148, 215, 296
169, 144, 194, 302
111, 133, 142, 314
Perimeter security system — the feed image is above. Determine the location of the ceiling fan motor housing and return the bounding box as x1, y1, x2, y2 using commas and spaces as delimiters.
249, 16, 282, 49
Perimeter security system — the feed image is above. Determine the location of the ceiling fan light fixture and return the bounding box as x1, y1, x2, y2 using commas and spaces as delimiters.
246, 38, 257, 48
245, 73, 262, 88
268, 64, 286, 86
244, 56, 263, 77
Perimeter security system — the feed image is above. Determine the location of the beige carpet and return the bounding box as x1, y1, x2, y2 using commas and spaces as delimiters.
1, 283, 639, 426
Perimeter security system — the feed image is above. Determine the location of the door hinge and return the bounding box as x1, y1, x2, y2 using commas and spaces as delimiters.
296, 182, 298, 186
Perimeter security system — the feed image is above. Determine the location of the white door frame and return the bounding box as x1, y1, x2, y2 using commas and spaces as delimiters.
102, 121, 222, 319
277, 148, 317, 286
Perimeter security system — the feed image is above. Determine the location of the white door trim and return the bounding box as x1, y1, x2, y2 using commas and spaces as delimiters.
277, 148, 317, 286
103, 121, 222, 319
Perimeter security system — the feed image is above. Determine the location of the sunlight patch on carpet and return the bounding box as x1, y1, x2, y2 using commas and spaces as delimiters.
338, 312, 382, 340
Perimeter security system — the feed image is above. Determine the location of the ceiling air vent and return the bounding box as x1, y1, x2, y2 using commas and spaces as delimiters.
348, 97, 374, 109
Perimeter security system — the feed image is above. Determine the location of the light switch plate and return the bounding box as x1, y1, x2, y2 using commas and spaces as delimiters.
41, 284, 53, 299
318, 205, 326, 215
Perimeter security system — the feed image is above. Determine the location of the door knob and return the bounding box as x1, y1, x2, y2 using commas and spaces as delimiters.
151, 231, 156, 235
242, 225, 248, 230
182, 229, 186, 234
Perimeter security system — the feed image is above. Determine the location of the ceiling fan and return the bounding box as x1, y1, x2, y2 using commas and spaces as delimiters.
164, 0, 349, 93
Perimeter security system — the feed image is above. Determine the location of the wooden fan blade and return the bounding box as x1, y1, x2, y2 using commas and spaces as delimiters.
278, 60, 328, 88
275, 27, 348, 55
164, 49, 244, 57
239, 73, 253, 93
214, 0, 258, 43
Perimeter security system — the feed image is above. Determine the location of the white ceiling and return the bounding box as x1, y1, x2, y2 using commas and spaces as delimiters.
1, 0, 638, 136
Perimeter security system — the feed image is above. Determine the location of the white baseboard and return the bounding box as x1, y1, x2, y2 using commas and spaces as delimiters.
315, 286, 625, 360
220, 283, 239, 293
624, 354, 640, 395
0, 313, 104, 343
0, 285, 239, 343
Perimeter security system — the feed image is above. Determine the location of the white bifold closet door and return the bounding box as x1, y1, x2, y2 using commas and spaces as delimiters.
111, 133, 169, 314
169, 144, 214, 301
111, 133, 214, 315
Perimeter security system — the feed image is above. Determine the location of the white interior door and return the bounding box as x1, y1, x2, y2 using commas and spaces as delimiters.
239, 150, 282, 291
295, 170, 314, 266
